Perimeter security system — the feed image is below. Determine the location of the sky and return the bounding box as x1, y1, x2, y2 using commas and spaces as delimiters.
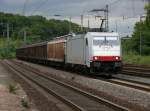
0, 0, 148, 36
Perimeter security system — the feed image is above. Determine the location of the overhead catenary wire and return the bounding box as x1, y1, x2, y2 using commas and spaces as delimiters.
109, 0, 149, 10
26, 0, 149, 17
31, 0, 49, 15
29, 0, 148, 17
109, 0, 147, 20
28, 0, 148, 30
108, 0, 121, 7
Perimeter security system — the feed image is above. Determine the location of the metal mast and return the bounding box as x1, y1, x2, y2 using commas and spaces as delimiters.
22, 0, 29, 16
105, 5, 109, 32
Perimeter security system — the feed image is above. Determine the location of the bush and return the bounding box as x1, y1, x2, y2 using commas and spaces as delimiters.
0, 38, 23, 59
123, 54, 150, 66
8, 84, 18, 94
21, 99, 30, 108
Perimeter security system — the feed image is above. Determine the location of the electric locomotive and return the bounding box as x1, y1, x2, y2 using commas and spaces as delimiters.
65, 32, 122, 74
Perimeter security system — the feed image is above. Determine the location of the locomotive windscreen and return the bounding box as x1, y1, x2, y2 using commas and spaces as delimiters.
93, 36, 119, 46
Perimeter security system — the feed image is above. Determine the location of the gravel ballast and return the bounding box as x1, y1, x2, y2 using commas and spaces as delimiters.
16, 59, 150, 110
2, 60, 75, 111
0, 61, 38, 111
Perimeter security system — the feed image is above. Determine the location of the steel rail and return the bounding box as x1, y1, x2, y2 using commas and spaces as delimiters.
123, 66, 150, 72
2, 61, 85, 111
108, 79, 150, 92
122, 70, 150, 78
89, 75, 150, 93
9, 60, 130, 111
14, 60, 150, 95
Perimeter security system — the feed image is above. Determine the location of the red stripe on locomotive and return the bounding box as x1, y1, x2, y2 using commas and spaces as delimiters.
91, 56, 121, 61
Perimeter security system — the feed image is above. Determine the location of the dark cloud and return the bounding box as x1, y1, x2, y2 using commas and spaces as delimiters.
0, 0, 147, 36
0, 0, 146, 16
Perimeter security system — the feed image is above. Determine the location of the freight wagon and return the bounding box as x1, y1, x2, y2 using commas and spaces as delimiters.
16, 37, 67, 65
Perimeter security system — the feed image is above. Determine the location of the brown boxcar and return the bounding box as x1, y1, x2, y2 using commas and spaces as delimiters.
47, 39, 65, 62
16, 39, 66, 63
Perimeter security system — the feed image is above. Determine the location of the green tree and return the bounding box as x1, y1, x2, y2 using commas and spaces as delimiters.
0, 12, 82, 58
123, 3, 150, 55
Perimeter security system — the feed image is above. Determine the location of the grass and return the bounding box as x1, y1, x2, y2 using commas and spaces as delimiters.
123, 54, 150, 66
21, 99, 30, 108
8, 83, 30, 108
8, 84, 18, 94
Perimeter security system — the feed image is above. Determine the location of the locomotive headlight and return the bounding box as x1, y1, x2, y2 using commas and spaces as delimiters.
115, 57, 119, 60
94, 56, 98, 60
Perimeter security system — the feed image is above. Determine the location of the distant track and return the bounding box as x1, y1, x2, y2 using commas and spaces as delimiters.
122, 64, 150, 78
86, 74, 150, 93
3, 60, 130, 111
124, 64, 150, 69
106, 78, 150, 92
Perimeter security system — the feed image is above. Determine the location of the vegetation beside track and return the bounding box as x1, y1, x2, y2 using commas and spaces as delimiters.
123, 54, 150, 66
122, 3, 150, 56
122, 3, 150, 66
0, 37, 22, 59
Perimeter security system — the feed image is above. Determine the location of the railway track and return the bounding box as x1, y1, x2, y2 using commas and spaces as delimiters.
2, 60, 130, 111
13, 59, 150, 93
124, 64, 150, 69
105, 78, 150, 92
122, 64, 150, 78
89, 75, 150, 93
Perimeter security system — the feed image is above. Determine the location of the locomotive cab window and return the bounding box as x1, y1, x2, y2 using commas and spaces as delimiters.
93, 37, 105, 46
93, 36, 119, 46
106, 37, 119, 45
